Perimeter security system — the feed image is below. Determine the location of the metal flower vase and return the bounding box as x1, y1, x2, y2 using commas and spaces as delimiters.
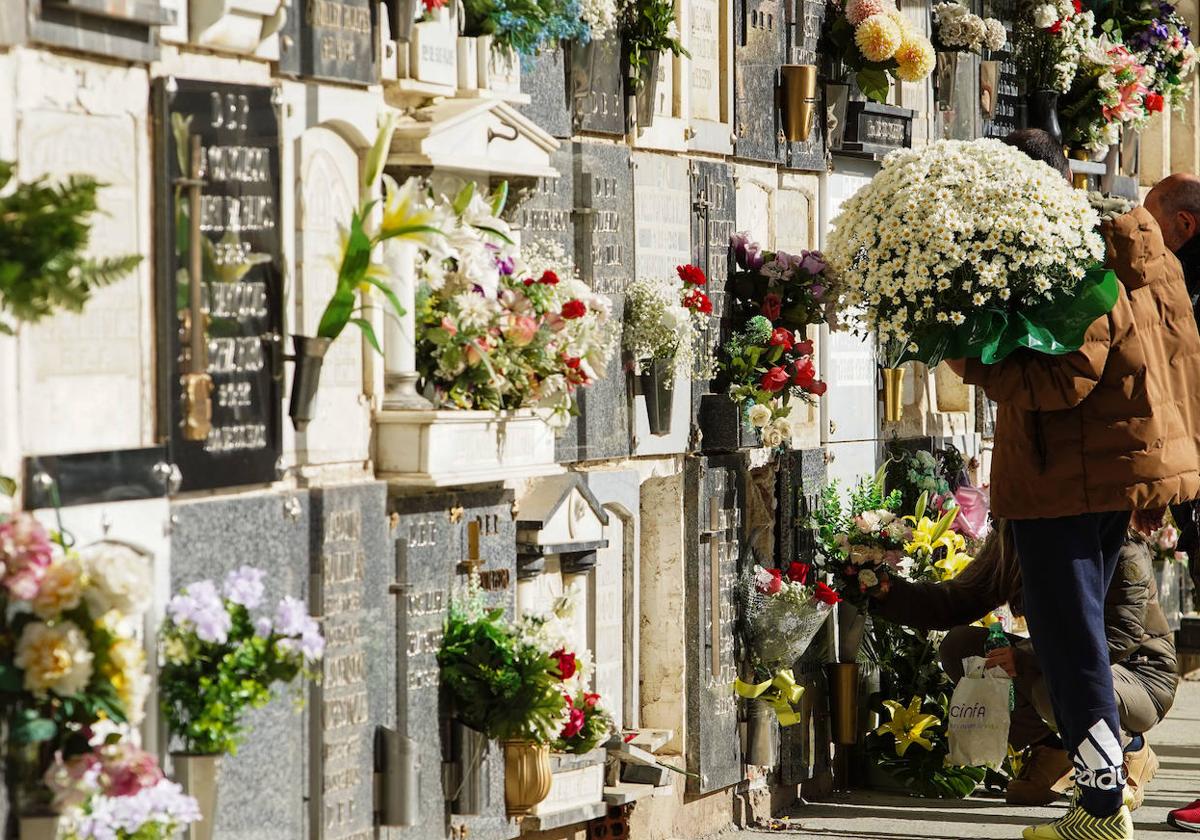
18, 817, 60, 840
633, 50, 661, 128
288, 335, 332, 431
452, 723, 487, 816
934, 51, 958, 111
173, 753, 221, 840
836, 600, 868, 664
1027, 90, 1063, 145
502, 740, 552, 818
881, 367, 905, 423
827, 662, 862, 745
638, 359, 674, 436
394, 0, 416, 41
781, 64, 819, 142
744, 699, 778, 766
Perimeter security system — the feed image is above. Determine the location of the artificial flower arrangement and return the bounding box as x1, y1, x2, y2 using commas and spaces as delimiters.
884, 443, 990, 541
620, 0, 690, 93
0, 514, 156, 817
1144, 516, 1188, 565
158, 566, 324, 756
554, 691, 615, 754
45, 741, 201, 840
460, 0, 590, 58
932, 1, 1007, 54
812, 472, 909, 606
826, 138, 1113, 369
1061, 40, 1156, 153
622, 264, 712, 383
415, 184, 615, 426
1014, 0, 1097, 93
825, 0, 936, 102
734, 562, 840, 724
720, 233, 829, 450
1099, 0, 1198, 108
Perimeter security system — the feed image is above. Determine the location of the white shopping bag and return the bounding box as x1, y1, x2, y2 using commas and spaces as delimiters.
947, 656, 1012, 769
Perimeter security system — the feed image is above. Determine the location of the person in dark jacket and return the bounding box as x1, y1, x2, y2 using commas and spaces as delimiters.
874, 522, 1177, 811
1145, 173, 1200, 595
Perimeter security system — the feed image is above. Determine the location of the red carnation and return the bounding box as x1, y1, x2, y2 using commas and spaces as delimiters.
1049, 19, 1062, 33
761, 568, 784, 595
1071, 0, 1081, 12
539, 270, 560, 285
769, 327, 794, 350
792, 357, 816, 386
584, 693, 600, 708
762, 293, 782, 321
814, 582, 841, 605
793, 339, 814, 357
1146, 92, 1165, 113
787, 562, 810, 584
562, 706, 586, 739
761, 366, 790, 393
677, 264, 707, 285
551, 648, 578, 680
523, 278, 535, 286
561, 299, 587, 319
683, 289, 714, 314
808, 380, 828, 397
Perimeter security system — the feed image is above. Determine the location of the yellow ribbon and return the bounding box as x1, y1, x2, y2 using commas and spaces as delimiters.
734, 669, 806, 727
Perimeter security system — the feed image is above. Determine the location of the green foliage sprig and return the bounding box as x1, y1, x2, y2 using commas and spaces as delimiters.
0, 161, 141, 335
620, 0, 689, 92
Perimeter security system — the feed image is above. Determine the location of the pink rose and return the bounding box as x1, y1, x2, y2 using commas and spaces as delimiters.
504, 315, 539, 347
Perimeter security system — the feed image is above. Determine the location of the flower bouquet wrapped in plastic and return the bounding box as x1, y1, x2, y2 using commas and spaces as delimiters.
734, 563, 839, 724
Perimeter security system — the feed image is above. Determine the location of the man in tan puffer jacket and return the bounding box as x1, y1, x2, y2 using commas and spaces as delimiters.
946, 129, 1200, 840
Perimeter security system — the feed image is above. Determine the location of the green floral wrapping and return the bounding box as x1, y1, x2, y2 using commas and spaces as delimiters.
901, 266, 1119, 367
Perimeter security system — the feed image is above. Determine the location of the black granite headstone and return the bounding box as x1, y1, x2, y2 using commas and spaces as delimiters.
734, 0, 785, 163
776, 447, 826, 568
521, 47, 572, 139
689, 161, 736, 430
506, 145, 575, 259
28, 0, 174, 63
557, 142, 634, 463
278, 0, 377, 85
684, 455, 745, 794
152, 79, 284, 492
169, 491, 312, 839
309, 482, 394, 840
783, 0, 828, 170
569, 38, 626, 136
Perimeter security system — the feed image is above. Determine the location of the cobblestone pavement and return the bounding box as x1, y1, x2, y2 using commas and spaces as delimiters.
740, 680, 1200, 840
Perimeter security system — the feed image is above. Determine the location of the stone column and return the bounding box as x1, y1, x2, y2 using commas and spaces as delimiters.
382, 239, 432, 409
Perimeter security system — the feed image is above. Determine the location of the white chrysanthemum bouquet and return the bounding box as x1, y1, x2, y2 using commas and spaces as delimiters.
826, 138, 1114, 367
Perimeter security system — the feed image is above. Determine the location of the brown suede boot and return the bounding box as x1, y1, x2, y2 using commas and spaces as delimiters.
1123, 741, 1159, 811
1006, 745, 1074, 806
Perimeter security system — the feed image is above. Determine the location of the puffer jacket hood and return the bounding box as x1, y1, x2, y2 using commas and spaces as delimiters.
1106, 207, 1171, 291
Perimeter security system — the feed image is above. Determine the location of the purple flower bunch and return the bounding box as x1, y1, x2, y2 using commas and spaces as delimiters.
66, 779, 201, 840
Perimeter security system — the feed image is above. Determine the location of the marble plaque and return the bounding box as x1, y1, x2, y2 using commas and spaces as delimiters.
277, 0, 376, 85
557, 142, 634, 463
152, 79, 284, 491
570, 38, 625, 136
689, 0, 723, 123
633, 153, 690, 282
169, 490, 312, 839
783, 0, 827, 170
507, 145, 574, 259
310, 482, 393, 840
17, 106, 153, 456
689, 160, 736, 424
521, 46, 571, 139
734, 0, 785, 163
684, 455, 745, 794
29, 0, 173, 62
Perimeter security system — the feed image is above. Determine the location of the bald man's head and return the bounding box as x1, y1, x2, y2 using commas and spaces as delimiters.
1146, 173, 1200, 252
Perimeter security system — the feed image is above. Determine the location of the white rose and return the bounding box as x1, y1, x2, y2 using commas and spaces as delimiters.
858, 569, 879, 588
748, 404, 773, 428
771, 417, 793, 440
762, 428, 785, 448
82, 544, 153, 618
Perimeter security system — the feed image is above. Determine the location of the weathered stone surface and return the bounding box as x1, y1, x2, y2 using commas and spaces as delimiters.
734, 0, 785, 163
689, 160, 736, 432
684, 455, 745, 794
570, 38, 625, 136
507, 144, 574, 258
169, 490, 312, 840
310, 482, 394, 840
26, 0, 173, 62
521, 47, 571, 138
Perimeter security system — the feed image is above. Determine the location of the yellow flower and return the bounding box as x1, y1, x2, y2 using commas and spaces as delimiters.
935, 545, 974, 581
15, 621, 93, 697
103, 636, 150, 725
895, 35, 936, 82
379, 175, 445, 248
31, 554, 83, 620
855, 14, 903, 62
875, 696, 940, 757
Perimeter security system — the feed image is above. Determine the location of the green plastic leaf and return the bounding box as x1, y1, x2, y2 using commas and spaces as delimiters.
360, 273, 406, 318
490, 181, 509, 216
452, 182, 476, 216
350, 317, 384, 355
857, 68, 891, 103
0, 475, 15, 497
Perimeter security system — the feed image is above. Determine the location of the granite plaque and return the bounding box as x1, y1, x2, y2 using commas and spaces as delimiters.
169, 491, 312, 840
982, 0, 1018, 139
783, 0, 827, 170
735, 0, 785, 163
152, 79, 284, 492
689, 161, 736, 425
506, 145, 574, 259
836, 101, 914, 154
28, 0, 174, 62
521, 46, 572, 139
278, 0, 377, 85
684, 455, 745, 794
776, 447, 826, 568
570, 38, 626, 136
310, 482, 393, 840
556, 142, 634, 463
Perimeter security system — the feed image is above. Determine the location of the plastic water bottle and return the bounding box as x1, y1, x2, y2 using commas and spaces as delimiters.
984, 621, 1016, 712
